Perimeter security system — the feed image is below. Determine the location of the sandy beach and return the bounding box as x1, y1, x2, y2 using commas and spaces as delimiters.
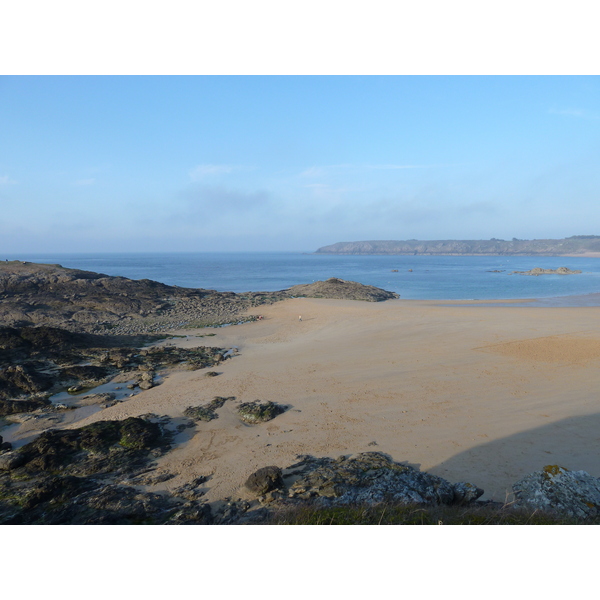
54, 296, 600, 503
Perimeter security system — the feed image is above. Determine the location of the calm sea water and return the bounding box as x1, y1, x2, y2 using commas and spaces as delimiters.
5, 251, 600, 302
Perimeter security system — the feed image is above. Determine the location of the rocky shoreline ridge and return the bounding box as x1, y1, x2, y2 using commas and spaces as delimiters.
0, 262, 398, 335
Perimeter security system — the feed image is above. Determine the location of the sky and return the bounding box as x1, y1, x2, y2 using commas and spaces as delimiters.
1, 75, 599, 253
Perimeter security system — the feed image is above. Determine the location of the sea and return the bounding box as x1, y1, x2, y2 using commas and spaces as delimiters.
5, 251, 600, 305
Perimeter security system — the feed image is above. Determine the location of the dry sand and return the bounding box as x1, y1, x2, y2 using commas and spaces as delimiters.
61, 297, 600, 502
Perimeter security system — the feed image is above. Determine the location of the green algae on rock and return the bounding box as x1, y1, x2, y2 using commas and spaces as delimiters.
183, 396, 234, 422
237, 400, 287, 424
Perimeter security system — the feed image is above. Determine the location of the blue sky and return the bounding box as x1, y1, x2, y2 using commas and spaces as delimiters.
1, 75, 599, 252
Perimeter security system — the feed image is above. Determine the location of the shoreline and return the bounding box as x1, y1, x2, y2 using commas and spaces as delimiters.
31, 295, 600, 505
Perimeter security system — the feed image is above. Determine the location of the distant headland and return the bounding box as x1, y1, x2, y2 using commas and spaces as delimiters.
315, 236, 600, 256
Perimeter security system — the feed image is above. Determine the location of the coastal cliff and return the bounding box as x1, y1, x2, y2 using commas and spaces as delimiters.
316, 235, 600, 256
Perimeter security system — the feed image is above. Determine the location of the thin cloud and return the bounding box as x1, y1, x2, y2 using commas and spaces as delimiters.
548, 108, 600, 120
189, 164, 253, 181
180, 184, 270, 214
363, 164, 429, 170
299, 164, 352, 178
300, 163, 437, 177
0, 175, 17, 185
73, 178, 96, 186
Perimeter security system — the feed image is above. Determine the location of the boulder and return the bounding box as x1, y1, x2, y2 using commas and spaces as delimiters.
245, 466, 284, 496
237, 400, 286, 424
451, 481, 485, 504
512, 465, 600, 519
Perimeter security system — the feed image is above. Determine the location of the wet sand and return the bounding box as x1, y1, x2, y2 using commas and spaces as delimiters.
59, 297, 600, 502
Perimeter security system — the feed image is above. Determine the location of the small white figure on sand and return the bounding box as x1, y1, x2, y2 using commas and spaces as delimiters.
298, 315, 302, 321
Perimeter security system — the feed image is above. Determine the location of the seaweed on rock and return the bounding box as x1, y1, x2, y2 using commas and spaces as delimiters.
237, 400, 286, 424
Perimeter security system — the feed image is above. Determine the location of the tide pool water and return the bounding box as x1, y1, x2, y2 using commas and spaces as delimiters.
5, 251, 600, 301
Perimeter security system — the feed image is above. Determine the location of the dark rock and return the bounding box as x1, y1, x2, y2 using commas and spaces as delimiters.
213, 499, 252, 524
164, 500, 213, 525
245, 466, 284, 496
0, 364, 53, 402
59, 365, 110, 383
126, 469, 176, 486
13, 417, 166, 476
451, 481, 485, 504
0, 450, 27, 471
173, 476, 209, 500
512, 465, 600, 519
0, 415, 183, 524
237, 400, 286, 424
184, 396, 233, 422
76, 392, 116, 406
0, 393, 51, 416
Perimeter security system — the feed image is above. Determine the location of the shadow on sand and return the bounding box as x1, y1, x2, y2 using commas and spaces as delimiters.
427, 412, 600, 501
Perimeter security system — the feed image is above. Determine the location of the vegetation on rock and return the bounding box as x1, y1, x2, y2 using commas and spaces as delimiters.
237, 400, 287, 424
183, 396, 234, 422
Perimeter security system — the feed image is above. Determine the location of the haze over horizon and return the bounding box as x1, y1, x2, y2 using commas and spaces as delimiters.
1, 76, 599, 254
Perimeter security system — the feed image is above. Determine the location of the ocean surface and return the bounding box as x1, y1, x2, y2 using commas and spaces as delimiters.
5, 251, 600, 303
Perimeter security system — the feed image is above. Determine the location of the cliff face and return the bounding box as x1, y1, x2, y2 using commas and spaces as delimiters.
316, 236, 600, 255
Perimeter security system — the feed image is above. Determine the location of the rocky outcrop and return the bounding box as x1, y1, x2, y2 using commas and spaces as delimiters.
285, 452, 483, 506
512, 465, 600, 519
0, 365, 53, 403
0, 261, 277, 335
237, 400, 287, 424
0, 262, 400, 336
0, 415, 213, 524
511, 267, 582, 276
0, 325, 228, 415
287, 278, 399, 302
